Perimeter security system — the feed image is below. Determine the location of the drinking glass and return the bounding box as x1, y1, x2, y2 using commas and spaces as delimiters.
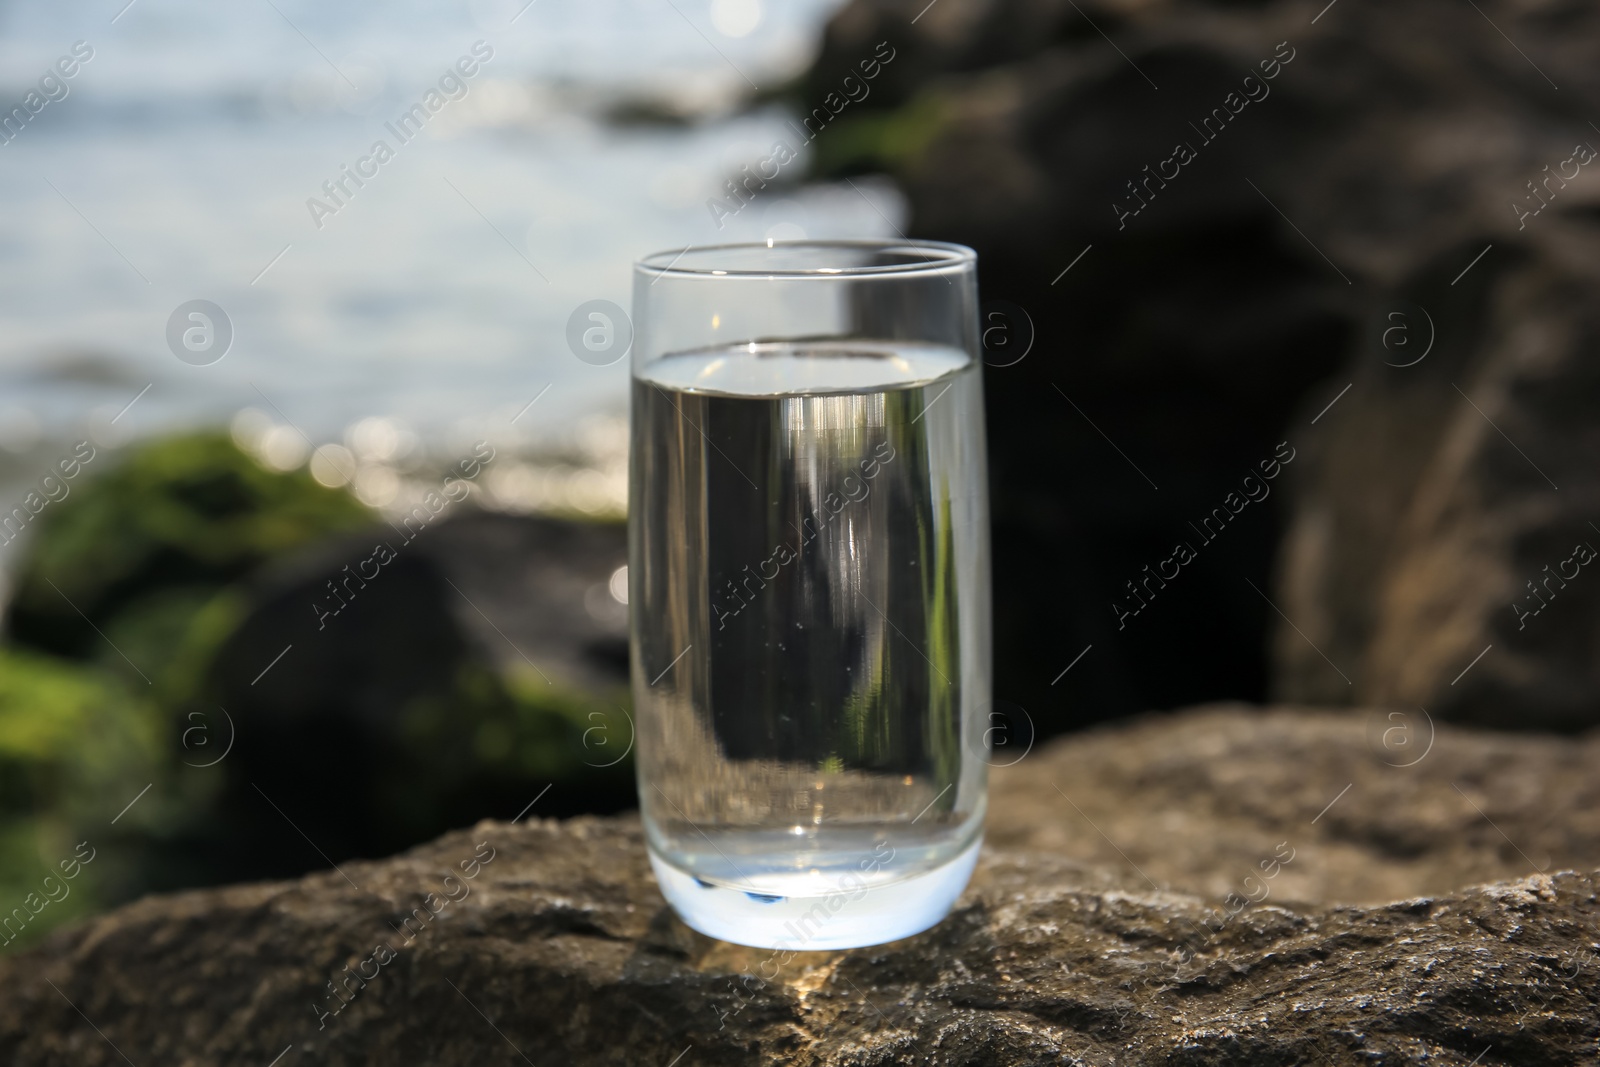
629, 239, 990, 949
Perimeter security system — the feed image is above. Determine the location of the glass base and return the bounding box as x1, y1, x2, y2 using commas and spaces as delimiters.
648, 833, 982, 950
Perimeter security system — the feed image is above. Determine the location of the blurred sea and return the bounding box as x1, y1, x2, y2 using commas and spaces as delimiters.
0, 0, 904, 541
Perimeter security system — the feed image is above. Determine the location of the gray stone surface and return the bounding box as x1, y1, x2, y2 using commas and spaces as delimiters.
990, 703, 1600, 906
3, 705, 1597, 1065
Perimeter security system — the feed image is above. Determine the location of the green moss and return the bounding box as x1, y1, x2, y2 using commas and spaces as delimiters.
6, 432, 372, 660
152, 587, 250, 713
0, 648, 160, 952
386, 663, 633, 834
807, 93, 950, 180
0, 648, 158, 810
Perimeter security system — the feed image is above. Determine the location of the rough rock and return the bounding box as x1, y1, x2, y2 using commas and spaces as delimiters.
4, 706, 1598, 1065
799, 0, 1600, 732
990, 704, 1600, 906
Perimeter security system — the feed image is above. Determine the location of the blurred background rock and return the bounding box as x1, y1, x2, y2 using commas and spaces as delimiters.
799, 0, 1600, 732
0, 430, 633, 946
2, 0, 1597, 948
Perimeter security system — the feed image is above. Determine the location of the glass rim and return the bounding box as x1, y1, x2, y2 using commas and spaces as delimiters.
634, 238, 976, 279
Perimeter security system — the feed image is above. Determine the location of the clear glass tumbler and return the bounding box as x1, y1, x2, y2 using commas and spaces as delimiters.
629, 240, 990, 950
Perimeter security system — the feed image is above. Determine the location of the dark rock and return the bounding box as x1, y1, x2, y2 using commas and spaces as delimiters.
206, 508, 629, 730
177, 510, 633, 888
802, 1, 1360, 732
3, 706, 1597, 1064
797, 0, 1600, 732
416, 510, 629, 697
1270, 244, 1600, 732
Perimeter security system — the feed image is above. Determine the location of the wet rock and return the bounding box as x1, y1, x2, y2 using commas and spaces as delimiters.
2, 705, 1596, 1065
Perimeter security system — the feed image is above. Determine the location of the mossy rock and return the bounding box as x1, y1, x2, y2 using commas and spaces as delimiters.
805, 91, 950, 180
0, 648, 160, 952
4, 432, 372, 664
179, 529, 636, 884
1, 436, 633, 902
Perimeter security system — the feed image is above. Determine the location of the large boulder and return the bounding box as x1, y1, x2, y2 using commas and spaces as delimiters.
170, 510, 635, 888
1, 705, 1595, 1064
797, 0, 1600, 732
1270, 243, 1600, 731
